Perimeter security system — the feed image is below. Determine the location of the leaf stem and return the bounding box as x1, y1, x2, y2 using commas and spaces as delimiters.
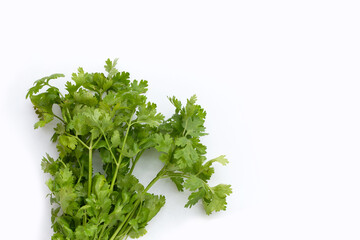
97, 223, 107, 240
110, 112, 135, 191
109, 166, 165, 240
109, 200, 140, 240
88, 138, 93, 197
53, 114, 65, 123
129, 149, 145, 174
67, 133, 90, 150
76, 158, 83, 185
101, 130, 118, 165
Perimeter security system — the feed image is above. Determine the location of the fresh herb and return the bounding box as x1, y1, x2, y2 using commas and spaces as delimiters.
27, 59, 232, 240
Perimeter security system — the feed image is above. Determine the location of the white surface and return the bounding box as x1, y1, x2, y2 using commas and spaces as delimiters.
1, 0, 360, 239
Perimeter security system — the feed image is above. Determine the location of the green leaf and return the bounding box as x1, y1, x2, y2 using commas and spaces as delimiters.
26, 73, 65, 98
111, 130, 121, 148
104, 58, 119, 78
168, 96, 182, 113
111, 71, 130, 90
128, 228, 147, 239
75, 224, 97, 240
184, 175, 204, 191
99, 148, 112, 163
59, 135, 78, 150
58, 185, 78, 215
34, 111, 54, 129
206, 155, 229, 166
185, 188, 206, 208
41, 153, 59, 175
143, 193, 166, 221
170, 177, 184, 191
55, 167, 75, 187
153, 133, 173, 153
55, 216, 74, 238
131, 79, 148, 93
183, 116, 206, 137
72, 67, 86, 85
175, 136, 190, 147
73, 88, 98, 106
68, 114, 91, 136
173, 143, 198, 168
136, 102, 164, 127
203, 184, 232, 215
65, 81, 79, 94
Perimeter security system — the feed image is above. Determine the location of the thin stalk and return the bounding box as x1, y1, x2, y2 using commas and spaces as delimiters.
110, 163, 121, 191
67, 133, 90, 150
109, 200, 140, 240
110, 113, 134, 191
93, 136, 102, 149
88, 138, 93, 197
53, 114, 65, 123
117, 225, 132, 240
59, 159, 66, 168
129, 150, 145, 175
97, 223, 107, 240
101, 130, 118, 165
37, 107, 65, 124
76, 158, 83, 185
162, 172, 191, 179
144, 172, 163, 193
109, 166, 166, 240
84, 138, 94, 225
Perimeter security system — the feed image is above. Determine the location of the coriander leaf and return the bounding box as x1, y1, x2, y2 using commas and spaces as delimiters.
26, 73, 65, 98
59, 135, 78, 150
185, 188, 206, 208
152, 133, 173, 153
104, 58, 119, 78
184, 175, 204, 191
136, 102, 164, 127
205, 155, 229, 166
131, 79, 148, 94
170, 177, 184, 192
41, 153, 59, 175
111, 130, 121, 148
173, 143, 198, 168
203, 184, 232, 215
168, 96, 182, 113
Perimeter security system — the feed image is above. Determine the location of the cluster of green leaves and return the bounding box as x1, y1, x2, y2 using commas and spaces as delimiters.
27, 59, 232, 240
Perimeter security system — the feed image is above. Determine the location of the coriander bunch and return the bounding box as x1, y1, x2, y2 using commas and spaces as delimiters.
26, 59, 232, 240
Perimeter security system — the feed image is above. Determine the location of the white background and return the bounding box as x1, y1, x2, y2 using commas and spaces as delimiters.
1, 0, 360, 239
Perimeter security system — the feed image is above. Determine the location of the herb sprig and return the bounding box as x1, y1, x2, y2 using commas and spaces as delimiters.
27, 59, 232, 240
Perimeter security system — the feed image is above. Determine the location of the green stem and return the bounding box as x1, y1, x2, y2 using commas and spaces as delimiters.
109, 166, 165, 240
97, 223, 107, 240
117, 225, 132, 240
59, 159, 66, 168
76, 158, 83, 185
163, 172, 191, 179
110, 112, 134, 191
109, 201, 140, 240
110, 162, 121, 191
182, 119, 189, 136
93, 136, 102, 149
88, 138, 93, 197
101, 130, 118, 165
37, 107, 65, 124
53, 114, 65, 123
144, 171, 163, 193
129, 150, 145, 175
67, 133, 90, 150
